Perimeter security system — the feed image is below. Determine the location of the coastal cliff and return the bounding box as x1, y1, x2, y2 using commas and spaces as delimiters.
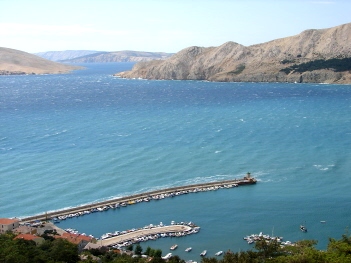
0, 47, 81, 75
116, 23, 351, 84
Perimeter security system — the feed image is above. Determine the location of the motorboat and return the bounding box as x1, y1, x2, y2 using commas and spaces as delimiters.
300, 225, 307, 232
162, 253, 172, 260
200, 250, 207, 256
185, 247, 192, 252
170, 244, 178, 250
215, 251, 223, 256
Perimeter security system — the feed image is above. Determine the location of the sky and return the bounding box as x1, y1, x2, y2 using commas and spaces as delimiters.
0, 0, 350, 54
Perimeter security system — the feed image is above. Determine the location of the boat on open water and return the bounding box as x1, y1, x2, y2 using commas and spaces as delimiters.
170, 244, 178, 250
300, 225, 307, 232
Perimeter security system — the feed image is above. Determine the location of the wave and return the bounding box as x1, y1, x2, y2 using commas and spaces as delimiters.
43, 129, 68, 138
313, 164, 335, 171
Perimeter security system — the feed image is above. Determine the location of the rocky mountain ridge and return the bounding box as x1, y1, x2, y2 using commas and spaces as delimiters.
116, 23, 351, 84
60, 50, 174, 63
35, 50, 101, 62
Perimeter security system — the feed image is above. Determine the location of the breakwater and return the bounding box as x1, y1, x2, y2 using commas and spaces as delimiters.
20, 177, 256, 223
100, 222, 199, 248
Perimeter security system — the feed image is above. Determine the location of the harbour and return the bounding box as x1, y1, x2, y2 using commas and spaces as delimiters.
2, 66, 350, 259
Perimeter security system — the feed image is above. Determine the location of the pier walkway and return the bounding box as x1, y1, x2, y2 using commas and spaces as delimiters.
100, 225, 193, 247
20, 177, 256, 223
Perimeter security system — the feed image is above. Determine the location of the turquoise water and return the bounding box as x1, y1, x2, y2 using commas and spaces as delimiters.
1, 63, 351, 260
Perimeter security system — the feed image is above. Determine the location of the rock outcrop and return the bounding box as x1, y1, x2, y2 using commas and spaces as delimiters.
0, 47, 81, 75
117, 23, 351, 84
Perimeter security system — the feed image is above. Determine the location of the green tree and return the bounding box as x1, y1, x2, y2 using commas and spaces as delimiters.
49, 238, 79, 263
144, 246, 152, 256
201, 257, 219, 263
134, 244, 143, 255
254, 236, 281, 259
153, 249, 162, 258
126, 244, 134, 251
168, 255, 185, 263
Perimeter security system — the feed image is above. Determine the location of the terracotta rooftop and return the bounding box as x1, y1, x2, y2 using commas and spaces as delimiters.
15, 233, 40, 241
58, 232, 92, 244
0, 218, 19, 224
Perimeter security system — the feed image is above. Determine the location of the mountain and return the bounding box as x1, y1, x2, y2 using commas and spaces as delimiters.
116, 23, 351, 84
60, 50, 174, 63
0, 47, 81, 75
34, 50, 102, 62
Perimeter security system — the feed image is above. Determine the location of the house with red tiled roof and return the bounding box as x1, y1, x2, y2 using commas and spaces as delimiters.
58, 232, 93, 252
0, 218, 19, 233
15, 233, 45, 245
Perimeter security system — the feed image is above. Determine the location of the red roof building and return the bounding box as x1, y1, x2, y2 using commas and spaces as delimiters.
58, 232, 93, 252
0, 218, 19, 233
15, 233, 44, 245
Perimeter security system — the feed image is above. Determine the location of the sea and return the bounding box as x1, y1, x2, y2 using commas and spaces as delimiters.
1, 63, 350, 261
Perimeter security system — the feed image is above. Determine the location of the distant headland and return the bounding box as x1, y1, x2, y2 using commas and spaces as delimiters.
0, 47, 81, 75
116, 22, 351, 84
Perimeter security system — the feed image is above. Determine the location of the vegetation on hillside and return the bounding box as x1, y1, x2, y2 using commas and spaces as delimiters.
229, 64, 246, 75
1, 232, 351, 263
280, 57, 351, 74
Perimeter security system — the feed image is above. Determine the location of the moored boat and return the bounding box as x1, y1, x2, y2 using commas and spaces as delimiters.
200, 250, 207, 256
162, 253, 172, 260
215, 251, 223, 256
170, 244, 178, 250
185, 247, 192, 252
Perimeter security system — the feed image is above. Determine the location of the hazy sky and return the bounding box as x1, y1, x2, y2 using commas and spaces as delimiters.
1, 0, 350, 53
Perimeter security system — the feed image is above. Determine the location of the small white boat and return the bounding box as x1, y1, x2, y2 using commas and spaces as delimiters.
300, 225, 307, 232
162, 253, 172, 260
200, 250, 207, 256
170, 244, 178, 250
247, 239, 254, 244
185, 247, 192, 252
215, 251, 223, 256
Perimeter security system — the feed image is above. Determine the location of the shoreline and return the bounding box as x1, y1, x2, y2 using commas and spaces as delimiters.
20, 177, 256, 223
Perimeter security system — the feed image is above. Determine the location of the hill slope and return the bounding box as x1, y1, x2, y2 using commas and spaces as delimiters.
117, 23, 351, 84
61, 50, 174, 63
35, 50, 101, 62
0, 47, 81, 75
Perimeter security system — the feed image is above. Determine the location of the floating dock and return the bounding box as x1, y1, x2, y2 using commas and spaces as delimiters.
20, 176, 256, 223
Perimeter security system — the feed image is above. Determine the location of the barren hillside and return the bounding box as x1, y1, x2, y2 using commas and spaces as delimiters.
117, 23, 351, 84
0, 47, 81, 75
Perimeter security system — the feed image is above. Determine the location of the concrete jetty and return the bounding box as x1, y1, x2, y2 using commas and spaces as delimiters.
20, 176, 256, 223
101, 224, 193, 247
